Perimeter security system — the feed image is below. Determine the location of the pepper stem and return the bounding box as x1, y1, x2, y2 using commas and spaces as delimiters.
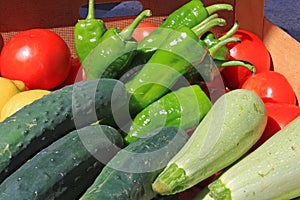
191, 18, 226, 37
218, 21, 239, 41
86, 0, 95, 20
209, 37, 241, 57
214, 59, 256, 74
206, 4, 233, 15
198, 13, 219, 27
119, 9, 152, 41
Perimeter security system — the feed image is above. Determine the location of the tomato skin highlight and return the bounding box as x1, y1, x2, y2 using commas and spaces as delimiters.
0, 29, 71, 90
132, 22, 158, 42
221, 29, 271, 89
241, 70, 297, 105
250, 102, 300, 151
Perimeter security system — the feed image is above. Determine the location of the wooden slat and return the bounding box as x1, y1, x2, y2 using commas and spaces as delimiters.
234, 0, 265, 39
263, 18, 300, 101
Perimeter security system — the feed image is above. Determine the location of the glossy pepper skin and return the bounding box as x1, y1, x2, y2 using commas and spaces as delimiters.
125, 17, 226, 113
74, 0, 106, 63
124, 85, 212, 144
82, 10, 152, 80
135, 0, 233, 65
185, 21, 256, 83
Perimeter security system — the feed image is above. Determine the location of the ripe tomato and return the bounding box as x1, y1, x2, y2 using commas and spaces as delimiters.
250, 102, 300, 151
0, 34, 4, 73
58, 57, 86, 88
221, 29, 271, 89
241, 71, 297, 105
132, 22, 158, 42
0, 29, 71, 90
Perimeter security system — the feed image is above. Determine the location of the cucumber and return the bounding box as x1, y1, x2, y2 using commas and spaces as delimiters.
80, 126, 189, 200
204, 115, 300, 200
124, 84, 212, 144
152, 89, 267, 195
0, 78, 129, 183
0, 125, 124, 200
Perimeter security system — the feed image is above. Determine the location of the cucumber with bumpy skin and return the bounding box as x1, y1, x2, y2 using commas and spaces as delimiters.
0, 125, 123, 200
80, 126, 189, 200
204, 115, 300, 200
0, 78, 128, 183
152, 89, 267, 195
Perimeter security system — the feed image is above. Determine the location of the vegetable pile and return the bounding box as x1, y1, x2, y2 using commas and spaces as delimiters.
0, 0, 299, 199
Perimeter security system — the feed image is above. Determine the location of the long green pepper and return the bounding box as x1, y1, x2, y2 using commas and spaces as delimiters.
82, 10, 152, 80
74, 0, 107, 63
134, 0, 233, 64
125, 85, 212, 144
184, 21, 256, 83
125, 17, 226, 113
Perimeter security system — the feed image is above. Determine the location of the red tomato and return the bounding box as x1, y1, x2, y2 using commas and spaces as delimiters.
241, 71, 297, 104
0, 34, 4, 73
58, 57, 86, 87
132, 22, 158, 42
0, 29, 71, 90
221, 29, 271, 89
250, 102, 300, 151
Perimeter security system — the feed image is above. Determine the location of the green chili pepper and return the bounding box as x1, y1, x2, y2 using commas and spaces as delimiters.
125, 17, 226, 113
74, 0, 107, 63
124, 84, 212, 144
82, 9, 152, 80
134, 0, 233, 65
202, 21, 240, 59
184, 21, 256, 83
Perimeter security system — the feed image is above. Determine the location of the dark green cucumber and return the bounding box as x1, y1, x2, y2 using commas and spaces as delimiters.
80, 126, 189, 200
0, 125, 124, 200
0, 78, 129, 183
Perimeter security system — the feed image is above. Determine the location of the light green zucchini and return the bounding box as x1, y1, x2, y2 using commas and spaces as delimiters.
204, 115, 300, 200
152, 89, 267, 195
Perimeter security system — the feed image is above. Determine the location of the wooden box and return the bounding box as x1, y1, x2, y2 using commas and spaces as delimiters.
0, 0, 299, 198
1, 0, 299, 100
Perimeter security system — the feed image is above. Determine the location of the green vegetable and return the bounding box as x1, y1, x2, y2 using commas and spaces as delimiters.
124, 85, 212, 144
205, 115, 300, 200
74, 0, 107, 63
152, 89, 267, 195
184, 21, 256, 83
80, 126, 189, 200
0, 125, 124, 200
82, 9, 152, 80
136, 0, 233, 64
0, 78, 128, 183
126, 17, 226, 113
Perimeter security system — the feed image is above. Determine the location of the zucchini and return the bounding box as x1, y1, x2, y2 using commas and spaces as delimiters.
0, 125, 124, 200
204, 115, 300, 200
80, 126, 189, 200
152, 89, 267, 195
0, 78, 129, 183
124, 84, 212, 144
